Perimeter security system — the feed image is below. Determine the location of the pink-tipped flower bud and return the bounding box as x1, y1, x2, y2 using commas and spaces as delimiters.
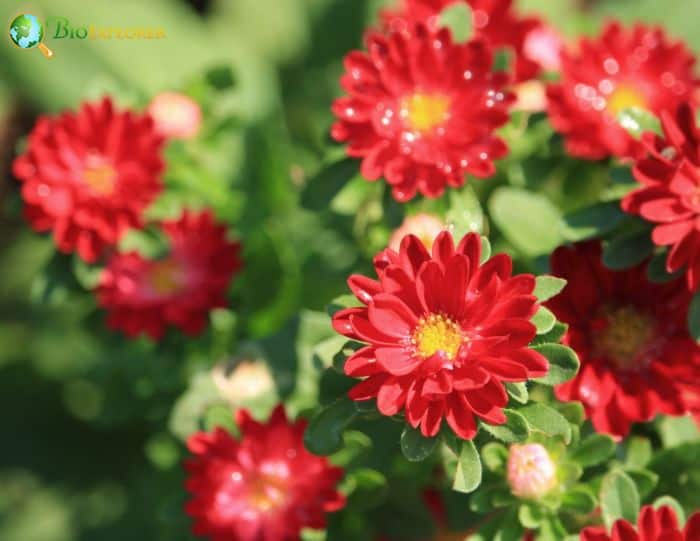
507, 443, 557, 499
148, 92, 202, 140
389, 213, 446, 252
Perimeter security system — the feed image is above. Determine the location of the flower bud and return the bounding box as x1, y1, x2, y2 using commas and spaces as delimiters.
507, 443, 557, 499
389, 213, 446, 251
148, 92, 201, 140
212, 358, 275, 405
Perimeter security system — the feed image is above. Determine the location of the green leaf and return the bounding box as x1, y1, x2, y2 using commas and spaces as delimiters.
647, 251, 682, 284
453, 440, 482, 493
689, 291, 700, 344
495, 509, 525, 541
658, 415, 700, 447
304, 398, 358, 456
532, 344, 580, 386
312, 335, 351, 370
617, 106, 663, 139
602, 231, 655, 270
531, 321, 568, 346
600, 470, 640, 529
561, 486, 597, 514
345, 468, 388, 510
481, 442, 508, 473
480, 236, 492, 263
562, 202, 628, 241
505, 382, 528, 404
445, 185, 484, 237
518, 502, 544, 529
571, 434, 616, 467
533, 276, 567, 302
556, 401, 585, 426
400, 425, 439, 462
626, 468, 659, 499
326, 294, 361, 318
301, 159, 359, 211
532, 306, 556, 334
480, 410, 530, 443
439, 2, 473, 43
489, 188, 563, 257
653, 496, 686, 525
518, 403, 572, 444
625, 437, 652, 469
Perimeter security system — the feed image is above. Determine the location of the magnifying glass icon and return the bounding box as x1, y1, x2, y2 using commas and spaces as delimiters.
9, 14, 54, 59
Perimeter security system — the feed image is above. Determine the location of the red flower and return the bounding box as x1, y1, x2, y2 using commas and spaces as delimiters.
546, 241, 700, 438
184, 405, 345, 541
332, 231, 548, 439
580, 505, 700, 541
331, 23, 513, 202
381, 0, 556, 82
622, 103, 700, 291
13, 97, 165, 262
96, 210, 241, 340
547, 22, 699, 160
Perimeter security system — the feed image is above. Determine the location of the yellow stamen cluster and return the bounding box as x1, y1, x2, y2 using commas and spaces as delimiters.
412, 313, 464, 361
149, 259, 184, 295
607, 85, 648, 118
593, 305, 654, 369
401, 93, 451, 133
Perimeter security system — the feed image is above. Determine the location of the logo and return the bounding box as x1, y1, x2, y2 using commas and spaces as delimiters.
9, 13, 54, 58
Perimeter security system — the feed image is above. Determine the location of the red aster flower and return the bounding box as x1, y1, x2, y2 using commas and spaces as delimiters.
96, 210, 241, 340
331, 23, 513, 202
622, 103, 700, 291
547, 22, 699, 160
13, 97, 165, 262
580, 505, 700, 541
332, 231, 548, 439
546, 241, 700, 438
381, 0, 555, 82
184, 405, 345, 541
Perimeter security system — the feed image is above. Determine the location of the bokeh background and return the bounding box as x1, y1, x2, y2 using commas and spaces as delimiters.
1, 1, 699, 540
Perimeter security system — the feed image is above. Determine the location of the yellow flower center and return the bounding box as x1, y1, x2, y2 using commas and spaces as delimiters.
82, 154, 116, 195
607, 85, 648, 118
148, 259, 184, 296
412, 313, 464, 360
593, 306, 654, 370
247, 473, 287, 512
401, 93, 451, 133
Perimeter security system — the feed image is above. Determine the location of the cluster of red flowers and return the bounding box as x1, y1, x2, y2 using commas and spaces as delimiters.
13, 96, 242, 340
581, 505, 700, 541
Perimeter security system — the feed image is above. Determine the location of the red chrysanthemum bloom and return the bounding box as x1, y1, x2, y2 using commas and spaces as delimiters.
547, 22, 699, 160
580, 505, 700, 541
184, 405, 345, 541
546, 241, 700, 438
13, 97, 165, 262
96, 210, 241, 340
331, 23, 513, 202
622, 103, 700, 291
381, 0, 554, 82
332, 231, 549, 439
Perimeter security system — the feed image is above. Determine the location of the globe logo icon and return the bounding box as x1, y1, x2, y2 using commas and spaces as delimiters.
9, 14, 54, 58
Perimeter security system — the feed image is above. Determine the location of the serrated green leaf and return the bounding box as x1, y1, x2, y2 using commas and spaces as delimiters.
562, 202, 628, 241
518, 403, 572, 444
532, 344, 580, 386
453, 440, 482, 493
400, 425, 439, 462
304, 398, 358, 456
533, 275, 567, 302
603, 231, 655, 270
506, 382, 528, 404
480, 410, 530, 443
532, 306, 556, 334
572, 434, 616, 467
600, 470, 640, 529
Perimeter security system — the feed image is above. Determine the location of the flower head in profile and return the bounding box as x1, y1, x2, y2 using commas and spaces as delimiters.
331, 23, 513, 202
13, 96, 165, 262
507, 443, 557, 499
148, 91, 202, 140
184, 405, 345, 541
332, 231, 548, 439
547, 22, 699, 160
96, 210, 242, 340
580, 505, 700, 541
622, 103, 700, 291
546, 241, 700, 438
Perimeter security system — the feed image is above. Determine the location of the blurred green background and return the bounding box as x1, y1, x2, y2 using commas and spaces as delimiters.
1, 1, 699, 540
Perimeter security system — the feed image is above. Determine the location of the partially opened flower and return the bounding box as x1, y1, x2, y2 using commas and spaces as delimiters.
389, 213, 447, 251
332, 231, 548, 439
13, 96, 165, 262
580, 504, 700, 541
184, 405, 345, 541
148, 91, 202, 140
622, 103, 700, 291
546, 241, 700, 438
96, 210, 242, 340
547, 22, 699, 160
381, 0, 552, 82
331, 23, 513, 202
